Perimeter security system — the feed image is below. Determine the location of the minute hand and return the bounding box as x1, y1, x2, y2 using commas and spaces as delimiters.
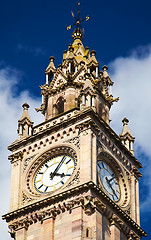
50, 156, 66, 179
106, 177, 118, 198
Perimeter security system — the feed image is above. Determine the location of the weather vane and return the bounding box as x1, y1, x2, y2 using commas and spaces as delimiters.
67, 2, 89, 33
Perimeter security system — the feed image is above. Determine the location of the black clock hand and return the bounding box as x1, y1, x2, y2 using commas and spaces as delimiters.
50, 156, 66, 180
53, 173, 65, 178
108, 176, 115, 183
105, 177, 118, 199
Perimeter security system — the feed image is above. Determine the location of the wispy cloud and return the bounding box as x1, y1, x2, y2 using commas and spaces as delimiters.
109, 45, 151, 212
0, 66, 44, 240
17, 43, 46, 56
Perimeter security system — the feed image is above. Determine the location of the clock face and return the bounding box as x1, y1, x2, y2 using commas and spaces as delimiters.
34, 155, 75, 194
97, 161, 120, 202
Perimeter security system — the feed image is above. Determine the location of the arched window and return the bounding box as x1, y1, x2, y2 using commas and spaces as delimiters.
55, 96, 65, 115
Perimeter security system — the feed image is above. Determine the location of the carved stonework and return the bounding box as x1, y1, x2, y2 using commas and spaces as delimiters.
97, 140, 104, 155
8, 151, 23, 167
127, 230, 140, 240
23, 154, 37, 172
83, 196, 95, 215
22, 192, 34, 204
64, 168, 80, 188
125, 207, 131, 215
109, 213, 124, 229
65, 136, 80, 149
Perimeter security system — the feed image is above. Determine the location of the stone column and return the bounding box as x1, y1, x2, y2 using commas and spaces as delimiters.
136, 179, 140, 225
131, 173, 136, 222
46, 74, 49, 84
9, 152, 23, 211
69, 62, 71, 73
42, 217, 54, 240
96, 67, 99, 78
110, 224, 120, 240
16, 227, 27, 240
79, 125, 92, 182
91, 133, 97, 184
72, 206, 83, 240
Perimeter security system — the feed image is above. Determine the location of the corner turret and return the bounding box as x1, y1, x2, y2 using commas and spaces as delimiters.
17, 103, 33, 139
120, 117, 135, 155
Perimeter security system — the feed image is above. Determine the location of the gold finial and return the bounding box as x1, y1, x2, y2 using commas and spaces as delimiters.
67, 2, 89, 39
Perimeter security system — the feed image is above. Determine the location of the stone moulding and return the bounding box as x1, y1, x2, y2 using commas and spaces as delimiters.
2, 181, 146, 238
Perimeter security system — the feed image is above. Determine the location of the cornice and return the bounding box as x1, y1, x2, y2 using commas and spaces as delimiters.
2, 181, 146, 238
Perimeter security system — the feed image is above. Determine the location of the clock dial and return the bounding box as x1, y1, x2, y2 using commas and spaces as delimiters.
34, 155, 75, 194
97, 161, 120, 202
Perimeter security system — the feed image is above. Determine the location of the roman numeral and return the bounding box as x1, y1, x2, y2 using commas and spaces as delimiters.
66, 159, 71, 164
38, 172, 43, 174
44, 186, 48, 192
38, 184, 43, 189
45, 164, 49, 168
61, 181, 64, 185
98, 164, 101, 170
66, 174, 71, 176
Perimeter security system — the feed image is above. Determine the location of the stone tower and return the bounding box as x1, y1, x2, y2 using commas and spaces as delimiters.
2, 9, 146, 240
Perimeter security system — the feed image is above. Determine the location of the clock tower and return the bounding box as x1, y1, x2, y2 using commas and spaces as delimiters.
3, 6, 146, 240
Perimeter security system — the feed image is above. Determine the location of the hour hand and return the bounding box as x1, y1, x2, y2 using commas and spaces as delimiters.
50, 156, 66, 180
54, 173, 65, 178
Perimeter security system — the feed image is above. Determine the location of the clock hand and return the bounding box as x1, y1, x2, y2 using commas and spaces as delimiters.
108, 176, 115, 183
105, 177, 118, 199
50, 156, 66, 180
53, 173, 65, 177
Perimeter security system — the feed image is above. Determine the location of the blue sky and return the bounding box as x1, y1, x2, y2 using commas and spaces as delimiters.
0, 0, 151, 239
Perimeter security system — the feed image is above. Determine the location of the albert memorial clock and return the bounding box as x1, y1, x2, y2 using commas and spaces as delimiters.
2, 5, 146, 240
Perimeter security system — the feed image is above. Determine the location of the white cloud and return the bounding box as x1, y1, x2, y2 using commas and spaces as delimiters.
109, 45, 151, 212
0, 67, 44, 240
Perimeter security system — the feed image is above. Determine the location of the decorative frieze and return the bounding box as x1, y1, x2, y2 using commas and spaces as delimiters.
33, 109, 79, 135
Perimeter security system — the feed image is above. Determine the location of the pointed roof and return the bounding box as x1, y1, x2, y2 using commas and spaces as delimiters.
120, 117, 135, 140
18, 103, 33, 125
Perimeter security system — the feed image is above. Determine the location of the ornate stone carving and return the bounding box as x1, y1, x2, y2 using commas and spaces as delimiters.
65, 136, 80, 149
83, 196, 95, 215
64, 168, 80, 189
3, 184, 146, 239
22, 192, 34, 204
23, 154, 37, 172
97, 140, 104, 154
127, 230, 140, 240
8, 151, 23, 167
125, 207, 131, 215
109, 213, 124, 229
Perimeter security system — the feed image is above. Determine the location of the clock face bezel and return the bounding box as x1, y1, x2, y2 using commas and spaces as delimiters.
97, 160, 121, 202
26, 146, 78, 196
33, 154, 76, 194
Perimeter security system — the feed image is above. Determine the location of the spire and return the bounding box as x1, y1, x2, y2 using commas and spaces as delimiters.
67, 2, 89, 42
120, 117, 135, 155
18, 103, 33, 139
